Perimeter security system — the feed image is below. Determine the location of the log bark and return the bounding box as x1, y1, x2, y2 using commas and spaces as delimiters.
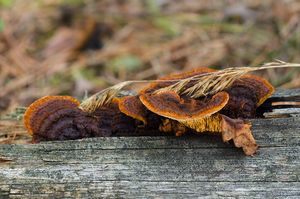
0, 89, 299, 198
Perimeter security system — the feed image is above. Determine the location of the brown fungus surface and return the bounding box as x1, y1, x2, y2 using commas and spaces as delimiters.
35, 108, 101, 142
221, 74, 274, 118
23, 67, 274, 155
139, 67, 229, 128
23, 96, 104, 142
139, 67, 229, 126
24, 96, 164, 141
117, 96, 148, 124
138, 67, 266, 155
114, 97, 163, 136
140, 91, 229, 121
23, 96, 80, 135
93, 99, 137, 136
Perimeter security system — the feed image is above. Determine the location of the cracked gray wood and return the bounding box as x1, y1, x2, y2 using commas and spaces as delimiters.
0, 89, 299, 198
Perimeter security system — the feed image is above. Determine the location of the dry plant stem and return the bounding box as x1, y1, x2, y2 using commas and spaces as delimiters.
272, 101, 300, 106
80, 79, 180, 113
157, 60, 300, 98
79, 60, 300, 113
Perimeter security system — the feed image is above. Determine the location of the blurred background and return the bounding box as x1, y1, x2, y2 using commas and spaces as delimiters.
0, 0, 300, 116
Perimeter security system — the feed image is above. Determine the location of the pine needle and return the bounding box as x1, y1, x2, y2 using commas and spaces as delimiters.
79, 60, 300, 113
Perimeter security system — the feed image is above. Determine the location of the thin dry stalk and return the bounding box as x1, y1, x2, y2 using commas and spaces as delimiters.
156, 60, 300, 98
80, 81, 131, 113
80, 60, 300, 113
155, 67, 251, 98
79, 77, 186, 112
272, 101, 300, 106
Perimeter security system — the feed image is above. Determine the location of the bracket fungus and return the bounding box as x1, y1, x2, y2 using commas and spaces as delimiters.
138, 68, 274, 155
23, 96, 162, 142
23, 66, 275, 155
23, 96, 80, 136
221, 75, 274, 118
117, 96, 148, 125
23, 96, 102, 142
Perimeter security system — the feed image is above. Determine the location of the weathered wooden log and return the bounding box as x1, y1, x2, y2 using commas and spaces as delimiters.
0, 89, 299, 198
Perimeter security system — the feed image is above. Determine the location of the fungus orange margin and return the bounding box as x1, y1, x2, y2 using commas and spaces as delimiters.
23, 96, 80, 135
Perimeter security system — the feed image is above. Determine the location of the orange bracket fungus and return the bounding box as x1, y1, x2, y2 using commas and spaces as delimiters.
117, 96, 148, 125
138, 68, 274, 155
24, 96, 102, 142
24, 66, 275, 155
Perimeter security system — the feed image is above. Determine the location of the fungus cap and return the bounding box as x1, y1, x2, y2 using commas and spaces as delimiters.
139, 67, 229, 130
221, 74, 275, 118
239, 74, 274, 106
117, 96, 148, 124
139, 91, 229, 121
23, 96, 80, 135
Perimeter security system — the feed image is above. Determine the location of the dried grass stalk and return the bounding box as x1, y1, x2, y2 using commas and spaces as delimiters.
80, 60, 300, 113
80, 81, 131, 113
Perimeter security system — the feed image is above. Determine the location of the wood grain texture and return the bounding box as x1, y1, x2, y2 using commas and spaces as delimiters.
0, 89, 299, 198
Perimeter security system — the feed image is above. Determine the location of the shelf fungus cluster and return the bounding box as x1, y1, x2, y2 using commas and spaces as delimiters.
24, 67, 274, 155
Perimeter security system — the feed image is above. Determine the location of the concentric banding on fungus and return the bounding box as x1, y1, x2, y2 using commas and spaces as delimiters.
239, 74, 274, 106
36, 108, 101, 141
139, 91, 229, 121
23, 96, 80, 135
221, 74, 275, 118
117, 96, 148, 124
